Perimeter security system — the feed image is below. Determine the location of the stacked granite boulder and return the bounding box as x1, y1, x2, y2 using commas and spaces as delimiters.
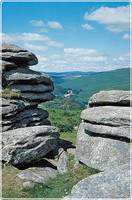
66, 90, 131, 198
2, 43, 54, 131
76, 90, 131, 170
2, 44, 71, 187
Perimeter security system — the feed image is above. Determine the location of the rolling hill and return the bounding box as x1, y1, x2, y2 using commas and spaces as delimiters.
46, 68, 130, 107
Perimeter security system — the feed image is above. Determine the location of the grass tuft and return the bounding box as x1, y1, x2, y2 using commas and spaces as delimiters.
1, 88, 20, 99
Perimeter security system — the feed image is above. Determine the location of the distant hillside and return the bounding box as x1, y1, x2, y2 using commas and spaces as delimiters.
46, 68, 130, 106
47, 71, 95, 77
44, 71, 96, 84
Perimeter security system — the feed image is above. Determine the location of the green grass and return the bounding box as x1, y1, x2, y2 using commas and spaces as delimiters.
39, 104, 81, 132
25, 155, 99, 198
2, 156, 99, 198
1, 88, 20, 99
60, 131, 77, 145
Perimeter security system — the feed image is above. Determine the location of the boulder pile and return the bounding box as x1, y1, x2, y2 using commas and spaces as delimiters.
2, 126, 59, 168
66, 90, 131, 198
76, 90, 131, 170
2, 43, 54, 131
2, 43, 71, 186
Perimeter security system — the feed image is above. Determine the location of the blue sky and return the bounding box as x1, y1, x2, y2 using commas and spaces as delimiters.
2, 2, 130, 72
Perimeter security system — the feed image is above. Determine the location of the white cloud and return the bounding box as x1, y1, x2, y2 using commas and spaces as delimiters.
47, 40, 63, 47
31, 48, 109, 72
2, 33, 49, 42
2, 33, 63, 50
2, 33, 14, 43
15, 33, 49, 41
30, 19, 63, 30
37, 55, 48, 64
47, 21, 63, 29
30, 20, 45, 27
23, 43, 48, 52
64, 48, 106, 60
31, 47, 129, 72
81, 23, 94, 30
84, 6, 130, 33
122, 33, 130, 40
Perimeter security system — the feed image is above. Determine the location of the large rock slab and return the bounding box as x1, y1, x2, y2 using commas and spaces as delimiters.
75, 122, 130, 171
66, 163, 130, 198
20, 92, 54, 102
2, 60, 17, 71
89, 90, 131, 107
2, 99, 50, 131
14, 108, 49, 121
17, 167, 58, 184
84, 122, 130, 139
2, 126, 59, 168
2, 98, 26, 117
2, 43, 38, 66
10, 83, 54, 93
5, 68, 52, 85
2, 43, 27, 52
81, 106, 131, 127
80, 106, 131, 140
2, 107, 50, 131
4, 68, 54, 102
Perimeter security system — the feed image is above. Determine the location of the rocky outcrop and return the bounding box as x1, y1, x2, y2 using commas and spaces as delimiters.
2, 43, 38, 67
76, 122, 130, 171
2, 43, 54, 131
76, 90, 131, 171
1, 98, 51, 132
81, 106, 130, 139
65, 163, 130, 198
2, 44, 71, 184
2, 126, 59, 168
89, 90, 131, 107
68, 90, 131, 198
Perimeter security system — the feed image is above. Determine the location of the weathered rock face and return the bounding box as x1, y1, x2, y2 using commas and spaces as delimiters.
81, 106, 131, 139
76, 122, 130, 171
2, 43, 54, 131
2, 126, 59, 168
4, 65, 54, 103
2, 98, 51, 131
70, 91, 131, 199
5, 68, 52, 84
66, 164, 130, 198
76, 90, 131, 171
2, 43, 66, 187
17, 167, 58, 185
89, 90, 131, 107
2, 43, 38, 67
2, 60, 17, 71
57, 148, 68, 174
